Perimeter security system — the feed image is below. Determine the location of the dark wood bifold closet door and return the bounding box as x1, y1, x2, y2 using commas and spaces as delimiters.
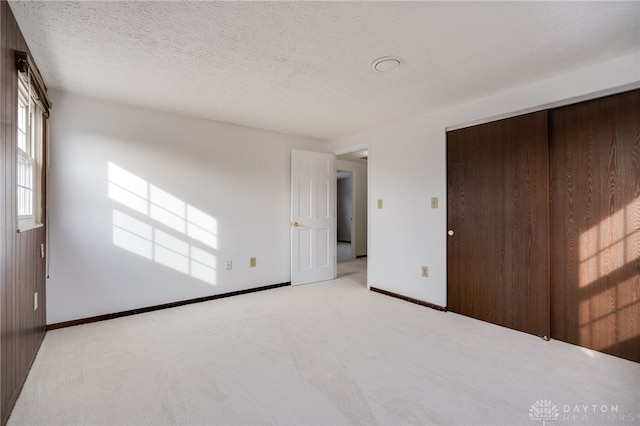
549, 90, 640, 362
447, 111, 550, 337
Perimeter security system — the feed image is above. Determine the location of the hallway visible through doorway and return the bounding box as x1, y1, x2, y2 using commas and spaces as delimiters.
337, 241, 352, 261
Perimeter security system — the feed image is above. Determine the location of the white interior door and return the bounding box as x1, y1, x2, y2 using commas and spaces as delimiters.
291, 149, 336, 285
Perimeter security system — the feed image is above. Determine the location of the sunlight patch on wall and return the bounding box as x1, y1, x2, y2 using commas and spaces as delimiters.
108, 162, 217, 285
578, 198, 640, 350
108, 163, 149, 215
113, 210, 152, 259
579, 208, 628, 287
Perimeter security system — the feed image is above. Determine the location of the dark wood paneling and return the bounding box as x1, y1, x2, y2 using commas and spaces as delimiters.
447, 111, 550, 337
550, 90, 640, 362
0, 2, 48, 424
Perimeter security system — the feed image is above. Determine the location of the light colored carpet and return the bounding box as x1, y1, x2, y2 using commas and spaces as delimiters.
8, 258, 640, 425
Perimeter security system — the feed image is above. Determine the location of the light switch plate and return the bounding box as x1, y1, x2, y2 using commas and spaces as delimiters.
431, 197, 438, 209
377, 199, 383, 209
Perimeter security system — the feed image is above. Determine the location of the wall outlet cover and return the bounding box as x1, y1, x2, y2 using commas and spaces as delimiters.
421, 266, 429, 277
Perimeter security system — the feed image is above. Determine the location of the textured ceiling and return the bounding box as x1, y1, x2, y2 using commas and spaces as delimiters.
8, 1, 640, 141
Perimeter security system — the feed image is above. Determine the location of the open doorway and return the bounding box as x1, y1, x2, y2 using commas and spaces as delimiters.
337, 170, 354, 260
335, 147, 368, 261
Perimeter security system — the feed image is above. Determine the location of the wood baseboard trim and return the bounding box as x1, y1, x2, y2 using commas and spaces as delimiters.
47, 282, 291, 330
370, 287, 447, 312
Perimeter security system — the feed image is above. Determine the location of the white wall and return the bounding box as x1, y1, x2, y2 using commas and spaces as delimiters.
329, 52, 640, 307
47, 91, 326, 324
336, 159, 367, 257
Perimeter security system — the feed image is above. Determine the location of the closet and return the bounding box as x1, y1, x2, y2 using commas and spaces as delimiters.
447, 89, 639, 363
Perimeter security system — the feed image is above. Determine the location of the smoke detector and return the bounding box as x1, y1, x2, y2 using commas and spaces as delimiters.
371, 56, 403, 72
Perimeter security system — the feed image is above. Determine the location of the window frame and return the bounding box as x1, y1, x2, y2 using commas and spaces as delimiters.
17, 73, 44, 232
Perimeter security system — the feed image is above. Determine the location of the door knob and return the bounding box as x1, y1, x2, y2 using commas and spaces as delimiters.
292, 222, 300, 227
448, 229, 454, 236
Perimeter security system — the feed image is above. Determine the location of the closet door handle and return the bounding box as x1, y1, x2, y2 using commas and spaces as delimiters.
448, 229, 454, 236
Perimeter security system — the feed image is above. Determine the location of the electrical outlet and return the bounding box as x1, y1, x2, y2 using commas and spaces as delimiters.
377, 199, 383, 209
225, 260, 232, 270
421, 266, 429, 278
34, 292, 38, 311
250, 257, 256, 267
431, 197, 438, 209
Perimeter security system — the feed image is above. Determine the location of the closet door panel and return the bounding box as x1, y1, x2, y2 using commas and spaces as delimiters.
550, 90, 640, 362
447, 111, 550, 337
